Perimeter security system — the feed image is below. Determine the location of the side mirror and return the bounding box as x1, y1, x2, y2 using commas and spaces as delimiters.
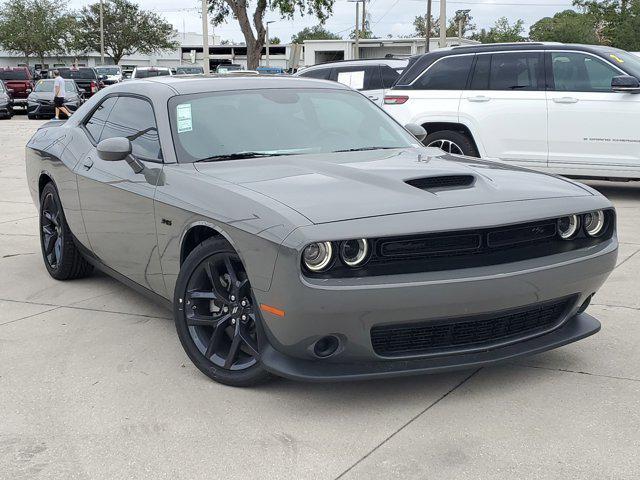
97, 137, 132, 162
405, 123, 427, 142
611, 75, 640, 93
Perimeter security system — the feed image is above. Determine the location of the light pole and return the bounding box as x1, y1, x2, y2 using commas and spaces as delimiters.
425, 0, 432, 52
99, 0, 104, 65
202, 0, 210, 74
266, 20, 275, 67
347, 0, 361, 59
439, 0, 446, 48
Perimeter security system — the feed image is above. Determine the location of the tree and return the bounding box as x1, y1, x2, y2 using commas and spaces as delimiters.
413, 12, 475, 38
269, 36, 281, 45
72, 0, 179, 65
529, 9, 598, 44
291, 25, 341, 44
575, 0, 640, 50
0, 0, 73, 64
471, 17, 525, 43
208, 0, 335, 69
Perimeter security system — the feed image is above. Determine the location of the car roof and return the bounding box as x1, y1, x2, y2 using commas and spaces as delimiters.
112, 75, 351, 95
300, 58, 409, 71
135, 66, 171, 70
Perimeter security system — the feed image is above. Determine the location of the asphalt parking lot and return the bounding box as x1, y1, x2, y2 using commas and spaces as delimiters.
1, 115, 639, 480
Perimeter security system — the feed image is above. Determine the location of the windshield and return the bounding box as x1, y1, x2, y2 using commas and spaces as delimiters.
0, 70, 28, 80
135, 69, 170, 78
96, 67, 120, 75
34, 80, 75, 92
169, 88, 415, 163
58, 68, 96, 79
602, 50, 640, 79
176, 67, 203, 74
217, 65, 241, 73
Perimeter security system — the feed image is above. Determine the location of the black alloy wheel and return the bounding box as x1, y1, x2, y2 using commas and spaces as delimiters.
38, 182, 93, 280
41, 190, 63, 270
174, 237, 271, 386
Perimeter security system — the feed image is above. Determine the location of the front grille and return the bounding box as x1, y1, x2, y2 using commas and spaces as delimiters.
371, 297, 575, 357
405, 175, 474, 190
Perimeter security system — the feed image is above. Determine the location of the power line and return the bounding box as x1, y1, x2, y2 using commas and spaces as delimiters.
406, 0, 573, 5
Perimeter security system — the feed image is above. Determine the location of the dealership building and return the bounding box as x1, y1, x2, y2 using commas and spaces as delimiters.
0, 33, 477, 72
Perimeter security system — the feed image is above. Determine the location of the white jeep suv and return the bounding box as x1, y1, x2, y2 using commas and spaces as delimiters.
384, 43, 640, 181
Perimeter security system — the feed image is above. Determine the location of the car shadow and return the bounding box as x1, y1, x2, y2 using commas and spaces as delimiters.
582, 180, 640, 202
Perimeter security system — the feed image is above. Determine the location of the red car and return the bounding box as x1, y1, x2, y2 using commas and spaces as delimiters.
0, 67, 34, 109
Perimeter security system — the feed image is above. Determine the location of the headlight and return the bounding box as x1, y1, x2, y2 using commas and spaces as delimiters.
557, 215, 579, 239
302, 242, 333, 272
340, 239, 369, 267
583, 210, 606, 237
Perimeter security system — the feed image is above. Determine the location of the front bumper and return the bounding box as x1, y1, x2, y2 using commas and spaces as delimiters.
28, 101, 79, 117
260, 312, 601, 381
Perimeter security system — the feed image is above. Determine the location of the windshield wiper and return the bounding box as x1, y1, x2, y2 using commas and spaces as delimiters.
195, 151, 292, 162
332, 146, 402, 153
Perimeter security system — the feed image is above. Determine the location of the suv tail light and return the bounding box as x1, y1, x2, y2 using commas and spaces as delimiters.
90, 80, 97, 93
384, 95, 409, 105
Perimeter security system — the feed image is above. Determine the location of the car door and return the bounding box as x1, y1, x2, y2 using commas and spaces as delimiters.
459, 51, 547, 167
75, 94, 166, 295
546, 50, 640, 170
331, 65, 385, 106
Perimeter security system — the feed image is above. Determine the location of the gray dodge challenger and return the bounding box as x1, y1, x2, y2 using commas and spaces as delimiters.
25, 75, 618, 386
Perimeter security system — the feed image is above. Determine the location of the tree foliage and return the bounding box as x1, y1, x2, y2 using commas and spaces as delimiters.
72, 0, 178, 65
209, 0, 335, 70
0, 0, 73, 64
529, 9, 598, 44
575, 0, 640, 50
471, 17, 525, 43
413, 13, 475, 38
291, 25, 341, 43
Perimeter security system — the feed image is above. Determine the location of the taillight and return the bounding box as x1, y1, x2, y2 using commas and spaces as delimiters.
384, 95, 409, 105
90, 81, 97, 93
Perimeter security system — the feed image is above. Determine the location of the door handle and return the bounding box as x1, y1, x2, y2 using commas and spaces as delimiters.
367, 96, 379, 101
552, 97, 579, 104
467, 95, 491, 103
83, 158, 94, 170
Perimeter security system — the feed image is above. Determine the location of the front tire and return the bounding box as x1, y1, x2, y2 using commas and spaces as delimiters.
174, 237, 272, 387
423, 130, 479, 157
39, 182, 93, 280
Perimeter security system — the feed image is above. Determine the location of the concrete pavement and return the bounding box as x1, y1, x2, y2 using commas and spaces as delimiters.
1, 117, 639, 479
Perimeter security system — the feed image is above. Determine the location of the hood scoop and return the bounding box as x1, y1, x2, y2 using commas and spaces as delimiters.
405, 175, 475, 191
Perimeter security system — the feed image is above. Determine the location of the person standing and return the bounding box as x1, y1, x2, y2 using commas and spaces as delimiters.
53, 70, 72, 120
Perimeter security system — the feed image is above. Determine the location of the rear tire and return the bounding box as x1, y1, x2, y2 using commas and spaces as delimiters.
39, 182, 93, 280
423, 130, 479, 157
174, 237, 272, 387
28, 114, 37, 120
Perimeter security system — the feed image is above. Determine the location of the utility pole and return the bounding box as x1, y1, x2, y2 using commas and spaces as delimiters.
455, 9, 470, 41
354, 0, 360, 59
362, 0, 366, 35
266, 21, 275, 67
425, 0, 432, 52
202, 0, 210, 74
439, 0, 446, 48
99, 0, 104, 65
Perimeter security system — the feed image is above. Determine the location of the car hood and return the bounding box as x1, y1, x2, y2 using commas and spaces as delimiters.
29, 92, 78, 101
194, 148, 592, 224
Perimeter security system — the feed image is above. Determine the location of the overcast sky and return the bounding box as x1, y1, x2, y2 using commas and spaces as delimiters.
68, 0, 579, 44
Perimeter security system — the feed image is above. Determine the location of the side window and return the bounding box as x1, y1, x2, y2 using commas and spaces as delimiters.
380, 65, 401, 88
333, 66, 382, 91
84, 97, 117, 142
551, 52, 620, 92
489, 52, 543, 91
100, 97, 162, 161
412, 55, 473, 90
299, 68, 331, 80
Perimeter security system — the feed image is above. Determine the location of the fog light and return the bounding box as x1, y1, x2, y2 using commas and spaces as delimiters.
302, 241, 333, 272
584, 210, 605, 237
558, 215, 579, 239
340, 239, 369, 267
313, 336, 340, 358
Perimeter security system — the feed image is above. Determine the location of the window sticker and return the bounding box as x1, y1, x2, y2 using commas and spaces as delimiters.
337, 70, 365, 90
176, 103, 193, 133
610, 54, 624, 64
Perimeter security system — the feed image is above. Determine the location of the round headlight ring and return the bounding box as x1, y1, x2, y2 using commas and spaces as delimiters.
302, 241, 333, 272
340, 239, 370, 267
558, 215, 580, 240
584, 210, 606, 237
